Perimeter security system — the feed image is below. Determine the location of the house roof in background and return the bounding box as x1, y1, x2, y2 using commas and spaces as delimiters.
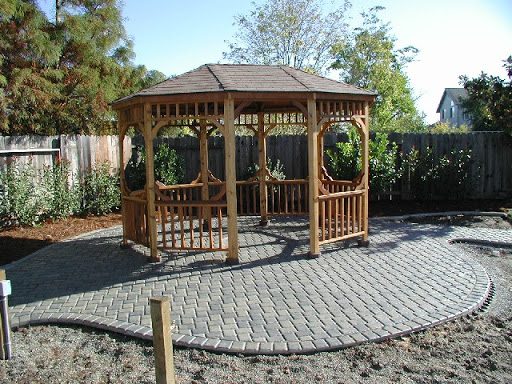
114, 64, 377, 105
436, 88, 468, 113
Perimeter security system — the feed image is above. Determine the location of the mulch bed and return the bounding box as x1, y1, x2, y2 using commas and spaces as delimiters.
0, 213, 122, 265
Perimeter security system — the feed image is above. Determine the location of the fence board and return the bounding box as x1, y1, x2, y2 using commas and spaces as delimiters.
3, 132, 510, 200
0, 135, 130, 180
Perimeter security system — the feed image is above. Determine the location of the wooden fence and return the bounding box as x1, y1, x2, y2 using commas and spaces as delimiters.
140, 131, 512, 200
2, 132, 511, 200
0, 135, 131, 180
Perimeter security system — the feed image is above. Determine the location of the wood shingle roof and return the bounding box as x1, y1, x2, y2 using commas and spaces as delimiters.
115, 64, 376, 104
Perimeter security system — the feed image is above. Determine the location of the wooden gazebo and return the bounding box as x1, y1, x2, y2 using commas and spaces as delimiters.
112, 64, 376, 263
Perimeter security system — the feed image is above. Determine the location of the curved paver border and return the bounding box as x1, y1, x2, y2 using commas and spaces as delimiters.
6, 215, 509, 355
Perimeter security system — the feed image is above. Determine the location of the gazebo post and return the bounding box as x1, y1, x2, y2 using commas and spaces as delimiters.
199, 121, 211, 229
307, 97, 320, 258
224, 97, 239, 263
257, 113, 268, 226
360, 102, 370, 244
119, 123, 128, 247
317, 127, 325, 180
143, 103, 159, 261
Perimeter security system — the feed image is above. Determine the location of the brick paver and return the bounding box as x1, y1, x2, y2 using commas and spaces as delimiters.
5, 217, 510, 354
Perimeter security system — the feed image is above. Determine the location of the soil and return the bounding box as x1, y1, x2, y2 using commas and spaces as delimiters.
0, 213, 122, 265
0, 200, 511, 383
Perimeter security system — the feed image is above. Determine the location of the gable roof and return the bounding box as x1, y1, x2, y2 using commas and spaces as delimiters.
114, 64, 376, 104
436, 88, 468, 112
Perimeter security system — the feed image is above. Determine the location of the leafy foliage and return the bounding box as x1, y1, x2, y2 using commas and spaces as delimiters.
80, 162, 120, 215
326, 128, 361, 181
327, 128, 401, 195
223, 0, 351, 74
0, 161, 42, 226
331, 7, 425, 132
0, 159, 120, 227
41, 160, 80, 220
245, 158, 286, 180
459, 56, 512, 134
429, 122, 470, 134
401, 147, 475, 200
125, 144, 185, 191
0, 0, 165, 135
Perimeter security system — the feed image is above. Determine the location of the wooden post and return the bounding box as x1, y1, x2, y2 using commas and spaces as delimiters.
0, 269, 5, 360
199, 121, 211, 231
144, 104, 159, 261
317, 129, 325, 180
224, 96, 239, 263
257, 113, 268, 225
307, 97, 320, 257
150, 297, 176, 384
119, 123, 128, 247
199, 122, 210, 200
360, 102, 370, 244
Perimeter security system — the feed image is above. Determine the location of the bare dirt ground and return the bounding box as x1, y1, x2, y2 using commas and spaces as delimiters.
0, 201, 511, 383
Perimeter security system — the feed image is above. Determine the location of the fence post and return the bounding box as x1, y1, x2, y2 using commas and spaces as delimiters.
150, 297, 176, 384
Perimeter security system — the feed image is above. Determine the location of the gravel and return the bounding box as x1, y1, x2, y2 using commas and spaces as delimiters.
0, 215, 511, 384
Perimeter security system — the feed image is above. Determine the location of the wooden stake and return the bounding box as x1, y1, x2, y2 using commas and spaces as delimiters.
224, 97, 239, 263
307, 97, 320, 257
150, 297, 176, 384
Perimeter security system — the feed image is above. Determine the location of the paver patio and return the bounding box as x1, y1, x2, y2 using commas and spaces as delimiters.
5, 217, 511, 354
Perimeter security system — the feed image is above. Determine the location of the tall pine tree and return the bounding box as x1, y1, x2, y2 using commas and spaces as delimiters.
0, 0, 165, 135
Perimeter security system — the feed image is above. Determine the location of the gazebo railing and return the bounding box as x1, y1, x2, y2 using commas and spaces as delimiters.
318, 189, 365, 244
122, 196, 149, 246
147, 178, 365, 253
267, 179, 309, 216
321, 179, 358, 193
156, 200, 228, 251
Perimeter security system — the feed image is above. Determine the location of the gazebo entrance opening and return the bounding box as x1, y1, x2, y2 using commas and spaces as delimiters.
113, 64, 375, 263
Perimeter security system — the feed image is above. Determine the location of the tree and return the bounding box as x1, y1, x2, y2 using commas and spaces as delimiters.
223, 0, 351, 74
0, 0, 63, 134
459, 56, 512, 134
0, 0, 161, 135
331, 7, 424, 132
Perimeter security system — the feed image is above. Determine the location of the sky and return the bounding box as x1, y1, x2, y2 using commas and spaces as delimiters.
40, 0, 512, 124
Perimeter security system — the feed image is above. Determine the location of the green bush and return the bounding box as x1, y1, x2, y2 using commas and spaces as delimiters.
401, 147, 474, 200
327, 128, 401, 195
125, 144, 184, 190
369, 133, 402, 194
0, 159, 122, 227
245, 158, 286, 180
0, 162, 42, 226
326, 128, 361, 180
80, 162, 120, 215
154, 144, 184, 185
41, 161, 80, 220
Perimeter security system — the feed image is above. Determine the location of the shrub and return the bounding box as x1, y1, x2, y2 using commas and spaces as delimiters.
154, 144, 184, 185
401, 147, 474, 200
125, 144, 184, 190
326, 128, 361, 180
0, 162, 42, 226
369, 133, 402, 194
245, 158, 286, 180
327, 128, 401, 195
41, 160, 80, 220
80, 162, 120, 215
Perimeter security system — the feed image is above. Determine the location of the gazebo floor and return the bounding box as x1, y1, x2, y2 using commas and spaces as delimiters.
7, 216, 507, 355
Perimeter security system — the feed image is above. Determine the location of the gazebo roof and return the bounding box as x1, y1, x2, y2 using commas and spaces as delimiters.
114, 64, 376, 105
